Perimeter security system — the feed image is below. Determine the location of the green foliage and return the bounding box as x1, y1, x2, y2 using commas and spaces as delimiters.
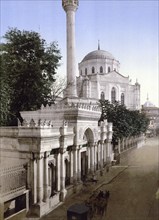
0, 48, 11, 125
99, 100, 149, 143
0, 28, 62, 126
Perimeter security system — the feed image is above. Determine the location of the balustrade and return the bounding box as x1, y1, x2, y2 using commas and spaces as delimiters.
0, 165, 26, 196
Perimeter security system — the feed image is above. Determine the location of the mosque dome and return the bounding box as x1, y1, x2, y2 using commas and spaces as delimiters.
82, 49, 115, 62
78, 45, 120, 76
143, 100, 155, 107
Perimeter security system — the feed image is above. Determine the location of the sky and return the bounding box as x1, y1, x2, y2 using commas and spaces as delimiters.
1, 0, 158, 106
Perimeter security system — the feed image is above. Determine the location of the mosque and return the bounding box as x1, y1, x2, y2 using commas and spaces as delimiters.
76, 45, 140, 110
142, 96, 159, 136
0, 0, 144, 219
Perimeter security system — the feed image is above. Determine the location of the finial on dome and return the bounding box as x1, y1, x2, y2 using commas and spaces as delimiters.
98, 40, 100, 50
147, 93, 149, 101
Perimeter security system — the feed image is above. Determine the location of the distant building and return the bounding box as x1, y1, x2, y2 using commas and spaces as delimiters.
142, 97, 159, 136
77, 46, 140, 110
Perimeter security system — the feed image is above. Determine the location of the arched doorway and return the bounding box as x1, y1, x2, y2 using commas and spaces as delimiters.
48, 161, 57, 196
81, 151, 88, 181
65, 159, 70, 186
81, 128, 94, 180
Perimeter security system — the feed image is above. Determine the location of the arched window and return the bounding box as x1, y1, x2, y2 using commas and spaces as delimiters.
100, 66, 103, 73
85, 68, 87, 75
92, 66, 95, 74
101, 92, 105, 101
81, 70, 82, 75
111, 87, 116, 103
121, 93, 125, 105
108, 67, 111, 72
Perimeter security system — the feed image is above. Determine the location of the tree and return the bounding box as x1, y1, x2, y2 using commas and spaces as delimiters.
99, 100, 149, 145
50, 75, 66, 103
0, 28, 62, 125
0, 44, 11, 125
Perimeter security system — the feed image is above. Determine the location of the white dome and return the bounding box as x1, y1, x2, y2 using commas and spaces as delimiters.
143, 100, 155, 107
82, 49, 115, 62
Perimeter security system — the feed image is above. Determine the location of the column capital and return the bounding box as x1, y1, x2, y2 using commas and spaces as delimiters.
94, 142, 98, 147
88, 141, 94, 147
31, 152, 44, 161
44, 151, 50, 158
72, 145, 78, 151
60, 148, 67, 154
100, 140, 105, 145
77, 145, 82, 150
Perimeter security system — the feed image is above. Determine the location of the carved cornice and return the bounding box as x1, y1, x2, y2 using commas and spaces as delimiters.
20, 118, 54, 128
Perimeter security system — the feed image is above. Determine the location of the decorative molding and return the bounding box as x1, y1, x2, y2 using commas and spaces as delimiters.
20, 118, 54, 128
40, 102, 101, 112
31, 152, 44, 161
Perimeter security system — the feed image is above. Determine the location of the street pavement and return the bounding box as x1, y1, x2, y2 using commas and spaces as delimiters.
41, 136, 159, 220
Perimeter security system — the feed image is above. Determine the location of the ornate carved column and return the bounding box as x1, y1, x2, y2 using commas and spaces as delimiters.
87, 146, 91, 172
90, 143, 95, 173
103, 141, 107, 165
60, 149, 67, 201
37, 153, 44, 204
56, 150, 61, 191
31, 153, 37, 204
77, 145, 81, 181
94, 143, 97, 172
106, 140, 109, 160
100, 120, 107, 168
72, 145, 78, 184
97, 143, 100, 169
100, 141, 104, 168
107, 122, 113, 162
70, 149, 74, 184
43, 152, 49, 202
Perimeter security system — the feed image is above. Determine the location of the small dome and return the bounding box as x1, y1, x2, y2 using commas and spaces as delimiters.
82, 49, 115, 62
143, 101, 155, 107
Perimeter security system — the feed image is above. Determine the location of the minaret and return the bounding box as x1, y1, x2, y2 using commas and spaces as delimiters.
62, 0, 79, 97
98, 40, 100, 50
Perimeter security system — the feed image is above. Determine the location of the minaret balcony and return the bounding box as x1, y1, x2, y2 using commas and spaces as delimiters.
62, 0, 79, 11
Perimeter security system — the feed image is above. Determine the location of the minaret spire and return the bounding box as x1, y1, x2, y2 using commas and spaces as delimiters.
62, 0, 79, 97
98, 40, 100, 50
147, 93, 149, 101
